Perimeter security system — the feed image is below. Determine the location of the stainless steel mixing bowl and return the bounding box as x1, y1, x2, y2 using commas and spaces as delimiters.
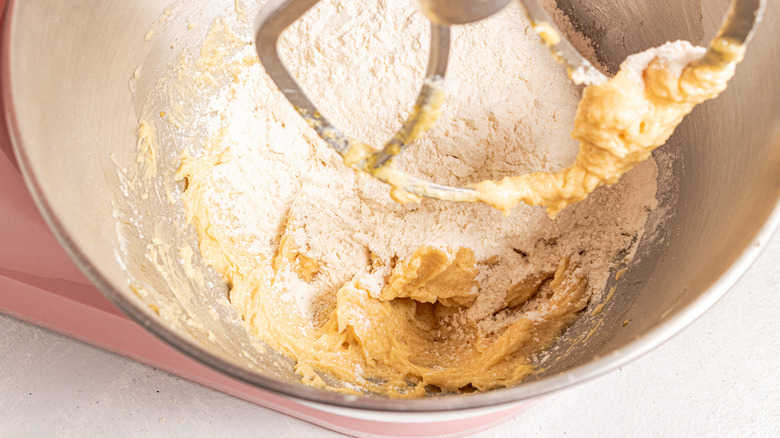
4, 0, 779, 411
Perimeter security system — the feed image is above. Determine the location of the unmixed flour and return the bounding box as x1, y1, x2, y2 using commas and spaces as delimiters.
173, 0, 659, 391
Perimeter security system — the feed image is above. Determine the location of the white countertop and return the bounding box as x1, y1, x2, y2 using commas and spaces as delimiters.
1, 229, 779, 437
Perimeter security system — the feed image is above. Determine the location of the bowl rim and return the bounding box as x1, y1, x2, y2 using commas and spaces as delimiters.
4, 0, 780, 413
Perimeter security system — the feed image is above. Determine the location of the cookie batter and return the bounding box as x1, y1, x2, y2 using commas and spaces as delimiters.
164, 1, 698, 397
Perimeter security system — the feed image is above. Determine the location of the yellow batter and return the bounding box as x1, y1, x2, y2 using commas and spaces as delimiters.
187, 224, 589, 395
175, 15, 742, 396
471, 38, 741, 217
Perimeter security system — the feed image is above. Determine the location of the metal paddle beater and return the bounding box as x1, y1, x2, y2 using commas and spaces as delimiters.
254, 0, 765, 207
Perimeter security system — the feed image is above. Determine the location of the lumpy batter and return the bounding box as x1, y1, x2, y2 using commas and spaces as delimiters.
162, 1, 735, 397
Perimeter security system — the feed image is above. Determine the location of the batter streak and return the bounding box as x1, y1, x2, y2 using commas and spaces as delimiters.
471, 40, 740, 216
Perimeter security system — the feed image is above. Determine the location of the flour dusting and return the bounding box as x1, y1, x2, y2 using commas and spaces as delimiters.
169, 0, 660, 394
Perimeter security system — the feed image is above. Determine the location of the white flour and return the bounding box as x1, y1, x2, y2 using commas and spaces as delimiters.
181, 0, 659, 327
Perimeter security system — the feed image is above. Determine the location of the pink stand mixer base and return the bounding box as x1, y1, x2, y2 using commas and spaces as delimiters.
0, 5, 532, 432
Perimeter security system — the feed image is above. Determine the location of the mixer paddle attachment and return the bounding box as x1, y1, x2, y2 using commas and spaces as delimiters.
254, 0, 764, 211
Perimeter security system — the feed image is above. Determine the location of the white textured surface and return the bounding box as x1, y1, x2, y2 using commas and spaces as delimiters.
1, 230, 779, 437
